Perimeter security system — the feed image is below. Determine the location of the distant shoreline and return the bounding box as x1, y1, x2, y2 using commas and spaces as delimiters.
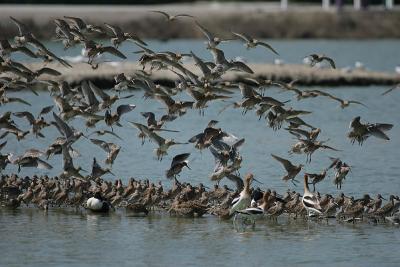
18, 62, 400, 88
0, 3, 400, 39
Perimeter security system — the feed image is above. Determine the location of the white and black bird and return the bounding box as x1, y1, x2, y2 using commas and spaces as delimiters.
86, 192, 112, 212
302, 174, 323, 217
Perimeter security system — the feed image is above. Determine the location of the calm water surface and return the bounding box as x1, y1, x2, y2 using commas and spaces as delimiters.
1, 40, 400, 266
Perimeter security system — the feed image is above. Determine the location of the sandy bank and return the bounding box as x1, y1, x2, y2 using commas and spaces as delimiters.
20, 62, 400, 88
0, 3, 400, 39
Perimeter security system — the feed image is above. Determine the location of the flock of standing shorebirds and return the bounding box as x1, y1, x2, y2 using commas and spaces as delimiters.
0, 12, 399, 227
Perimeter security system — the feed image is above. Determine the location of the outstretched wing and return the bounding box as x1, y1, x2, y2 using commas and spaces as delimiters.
116, 104, 136, 117
271, 154, 294, 172
38, 105, 54, 118
88, 80, 109, 101
348, 100, 368, 108
381, 84, 400, 96
101, 46, 127, 59
171, 153, 190, 167
104, 23, 124, 37
90, 138, 111, 152
52, 112, 73, 138
322, 56, 336, 69
231, 31, 252, 43
13, 111, 35, 125
195, 21, 214, 43
257, 41, 279, 55
150, 10, 170, 19
10, 16, 30, 36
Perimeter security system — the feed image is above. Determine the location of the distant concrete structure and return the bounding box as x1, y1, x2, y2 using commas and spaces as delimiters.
354, 0, 362, 10
280, 0, 394, 10
386, 0, 394, 9
322, 0, 330, 10
281, 0, 288, 10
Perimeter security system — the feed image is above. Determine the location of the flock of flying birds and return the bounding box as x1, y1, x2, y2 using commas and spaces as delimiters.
0, 12, 398, 225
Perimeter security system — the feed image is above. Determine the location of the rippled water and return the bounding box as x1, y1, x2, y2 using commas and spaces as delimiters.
2, 40, 400, 266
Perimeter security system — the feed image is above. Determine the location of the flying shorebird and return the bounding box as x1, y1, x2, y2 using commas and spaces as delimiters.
84, 40, 127, 68
89, 130, 123, 140
9, 17, 72, 67
91, 157, 114, 178
381, 83, 400, 96
328, 158, 351, 189
271, 154, 303, 185
150, 10, 194, 21
63, 16, 105, 34
305, 169, 327, 192
231, 31, 279, 55
141, 112, 178, 132
310, 90, 367, 109
195, 21, 232, 49
0, 39, 37, 58
165, 153, 191, 183
9, 16, 48, 51
13, 109, 51, 138
306, 54, 336, 69
8, 149, 52, 173
290, 138, 340, 163
87, 80, 134, 110
80, 80, 101, 112
61, 143, 86, 180
53, 18, 84, 49
285, 127, 321, 142
188, 120, 227, 151
52, 112, 86, 144
131, 123, 187, 160
155, 94, 194, 116
45, 136, 80, 159
104, 23, 147, 48
89, 138, 121, 166
347, 116, 393, 145
104, 104, 136, 130
273, 80, 321, 101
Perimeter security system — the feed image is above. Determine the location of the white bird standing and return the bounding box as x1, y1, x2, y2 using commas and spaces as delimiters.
229, 173, 255, 215
302, 174, 322, 217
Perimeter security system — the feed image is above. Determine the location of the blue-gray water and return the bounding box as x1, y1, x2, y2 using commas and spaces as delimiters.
1, 39, 400, 267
